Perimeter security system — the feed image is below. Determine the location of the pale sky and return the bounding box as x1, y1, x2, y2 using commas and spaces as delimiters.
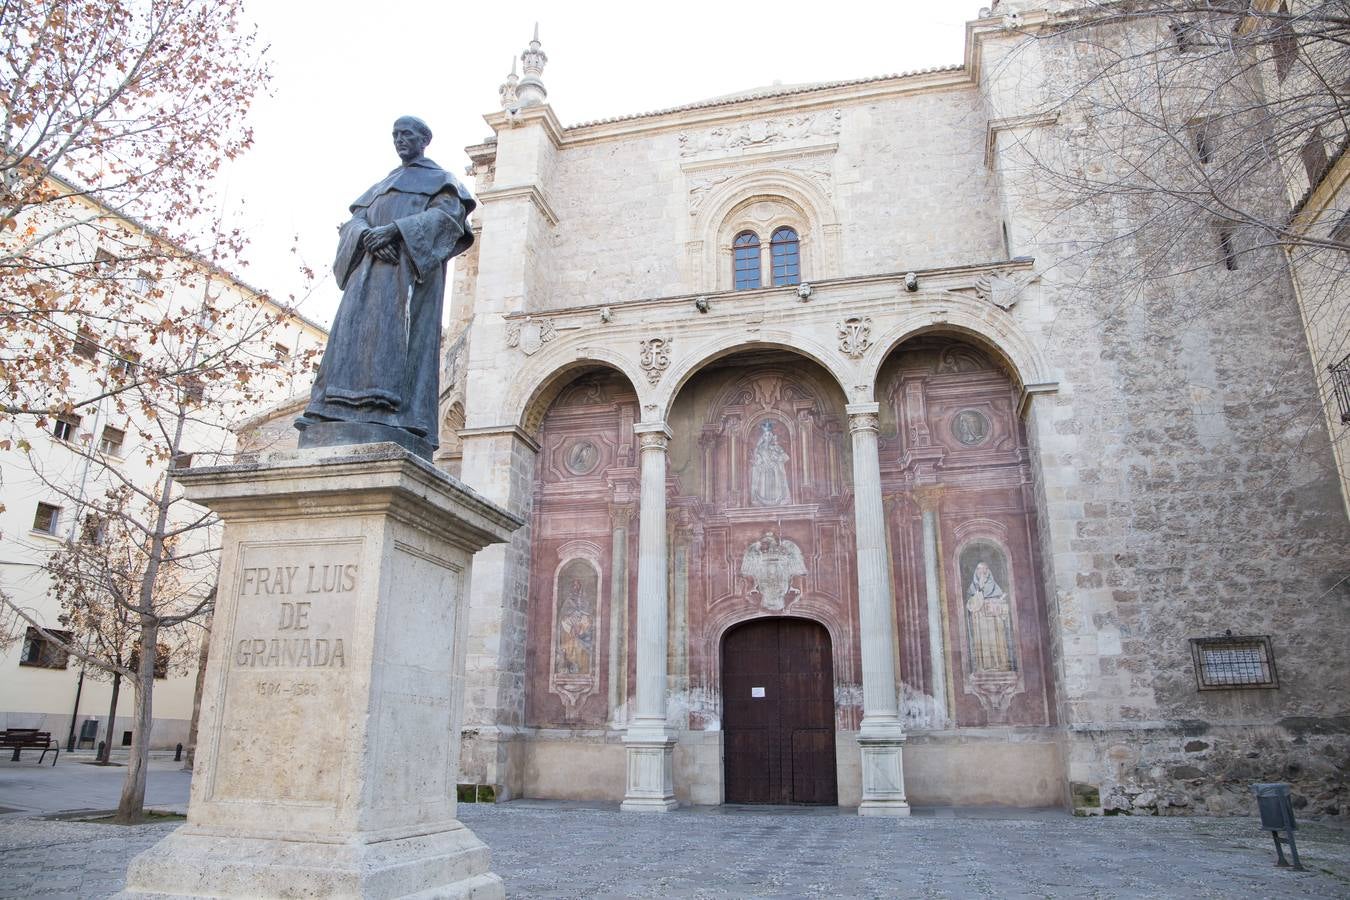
221, 0, 978, 326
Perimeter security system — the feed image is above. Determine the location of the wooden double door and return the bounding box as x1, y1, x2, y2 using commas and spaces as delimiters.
722, 618, 838, 805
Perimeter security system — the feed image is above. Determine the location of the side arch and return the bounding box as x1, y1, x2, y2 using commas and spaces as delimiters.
861, 294, 1056, 401
502, 344, 648, 437
654, 330, 855, 422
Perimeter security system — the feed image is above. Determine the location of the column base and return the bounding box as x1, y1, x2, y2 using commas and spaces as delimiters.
117, 823, 503, 899
621, 733, 677, 812
857, 724, 909, 817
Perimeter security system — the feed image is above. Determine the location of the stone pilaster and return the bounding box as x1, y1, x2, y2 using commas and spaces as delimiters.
456, 425, 539, 800
846, 403, 911, 816
621, 422, 677, 812
916, 486, 950, 726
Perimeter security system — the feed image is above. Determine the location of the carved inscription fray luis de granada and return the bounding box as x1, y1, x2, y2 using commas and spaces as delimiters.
230, 543, 361, 674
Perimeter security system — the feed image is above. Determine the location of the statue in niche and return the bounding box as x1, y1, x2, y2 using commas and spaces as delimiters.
749, 420, 791, 506
741, 531, 807, 611
963, 554, 1016, 673
295, 116, 476, 460
555, 575, 595, 675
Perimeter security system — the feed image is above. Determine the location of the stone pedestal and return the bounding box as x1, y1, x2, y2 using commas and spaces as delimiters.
120, 445, 523, 899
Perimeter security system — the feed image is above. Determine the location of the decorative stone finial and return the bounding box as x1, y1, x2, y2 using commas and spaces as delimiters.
498, 57, 519, 112
517, 23, 548, 108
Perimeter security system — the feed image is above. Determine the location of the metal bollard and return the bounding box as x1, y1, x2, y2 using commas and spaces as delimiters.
174, 742, 183, 762
97, 740, 106, 762
1252, 782, 1304, 871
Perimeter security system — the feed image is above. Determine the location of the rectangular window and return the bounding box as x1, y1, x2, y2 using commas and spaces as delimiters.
32, 502, 61, 535
183, 380, 204, 405
132, 270, 157, 296
1331, 352, 1350, 424
1190, 634, 1278, 689
20, 626, 71, 669
99, 425, 126, 456
1190, 118, 1213, 165
111, 350, 141, 378
172, 451, 194, 469
1330, 210, 1350, 246
52, 413, 81, 442
129, 644, 170, 679
80, 514, 106, 545
1273, 2, 1297, 81
1217, 228, 1239, 270
273, 341, 290, 358
1301, 129, 1328, 184
72, 326, 99, 360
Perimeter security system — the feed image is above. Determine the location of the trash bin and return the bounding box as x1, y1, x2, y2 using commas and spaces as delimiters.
1251, 782, 1303, 870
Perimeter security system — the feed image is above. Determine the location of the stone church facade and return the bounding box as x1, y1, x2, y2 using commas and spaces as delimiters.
416, 4, 1350, 816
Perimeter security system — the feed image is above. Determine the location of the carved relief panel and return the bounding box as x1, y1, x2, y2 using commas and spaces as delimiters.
879, 339, 1054, 729
666, 361, 862, 732
525, 371, 640, 728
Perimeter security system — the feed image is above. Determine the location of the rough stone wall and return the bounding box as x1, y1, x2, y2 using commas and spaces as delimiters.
985, 18, 1350, 815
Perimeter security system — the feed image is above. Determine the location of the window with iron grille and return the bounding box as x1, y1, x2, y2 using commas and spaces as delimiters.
733, 231, 762, 290
32, 502, 61, 535
99, 425, 126, 456
72, 326, 99, 360
52, 413, 80, 442
770, 227, 801, 286
20, 626, 71, 669
1331, 352, 1350, 424
1190, 634, 1278, 690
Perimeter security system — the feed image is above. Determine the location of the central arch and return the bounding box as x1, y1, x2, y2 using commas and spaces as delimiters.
722, 617, 837, 805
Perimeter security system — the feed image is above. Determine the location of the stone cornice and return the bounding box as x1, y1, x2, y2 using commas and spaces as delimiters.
502, 257, 1038, 323
483, 104, 566, 148
475, 183, 560, 227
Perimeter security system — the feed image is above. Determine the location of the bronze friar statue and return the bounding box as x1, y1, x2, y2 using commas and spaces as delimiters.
296, 116, 475, 460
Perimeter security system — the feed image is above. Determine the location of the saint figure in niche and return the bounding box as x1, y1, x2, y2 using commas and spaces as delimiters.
964, 559, 1015, 672
750, 420, 791, 506
555, 574, 595, 675
740, 531, 807, 611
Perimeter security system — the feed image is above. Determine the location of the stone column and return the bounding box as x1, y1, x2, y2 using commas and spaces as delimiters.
846, 403, 911, 816
917, 488, 949, 726
119, 445, 523, 898
621, 422, 677, 811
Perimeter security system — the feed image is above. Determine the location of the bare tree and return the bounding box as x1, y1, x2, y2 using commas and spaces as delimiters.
0, 0, 321, 424
986, 0, 1348, 459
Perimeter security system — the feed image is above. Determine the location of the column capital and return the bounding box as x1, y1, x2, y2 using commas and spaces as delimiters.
845, 402, 881, 435
634, 421, 672, 451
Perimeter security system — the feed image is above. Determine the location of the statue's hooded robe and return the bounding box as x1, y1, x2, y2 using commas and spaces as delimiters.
298, 156, 475, 450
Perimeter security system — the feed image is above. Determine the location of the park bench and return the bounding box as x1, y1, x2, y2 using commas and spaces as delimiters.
0, 728, 59, 765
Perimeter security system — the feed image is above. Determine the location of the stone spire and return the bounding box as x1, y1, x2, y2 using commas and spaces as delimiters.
498, 57, 519, 111
516, 23, 548, 108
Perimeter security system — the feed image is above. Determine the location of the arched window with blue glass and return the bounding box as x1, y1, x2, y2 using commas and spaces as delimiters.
733, 231, 762, 290
770, 227, 800, 286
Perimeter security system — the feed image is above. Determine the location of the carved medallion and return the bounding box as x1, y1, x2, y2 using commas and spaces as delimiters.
505, 316, 557, 356
951, 409, 990, 446
639, 337, 671, 385
837, 316, 872, 359
563, 439, 599, 475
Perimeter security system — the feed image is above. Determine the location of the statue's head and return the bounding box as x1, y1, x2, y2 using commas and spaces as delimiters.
392, 116, 433, 163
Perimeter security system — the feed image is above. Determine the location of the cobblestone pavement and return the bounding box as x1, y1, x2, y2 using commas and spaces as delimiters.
1, 800, 1348, 899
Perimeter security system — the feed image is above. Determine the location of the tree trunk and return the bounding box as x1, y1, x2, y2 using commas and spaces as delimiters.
100, 672, 121, 764
115, 625, 158, 823
184, 616, 211, 771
